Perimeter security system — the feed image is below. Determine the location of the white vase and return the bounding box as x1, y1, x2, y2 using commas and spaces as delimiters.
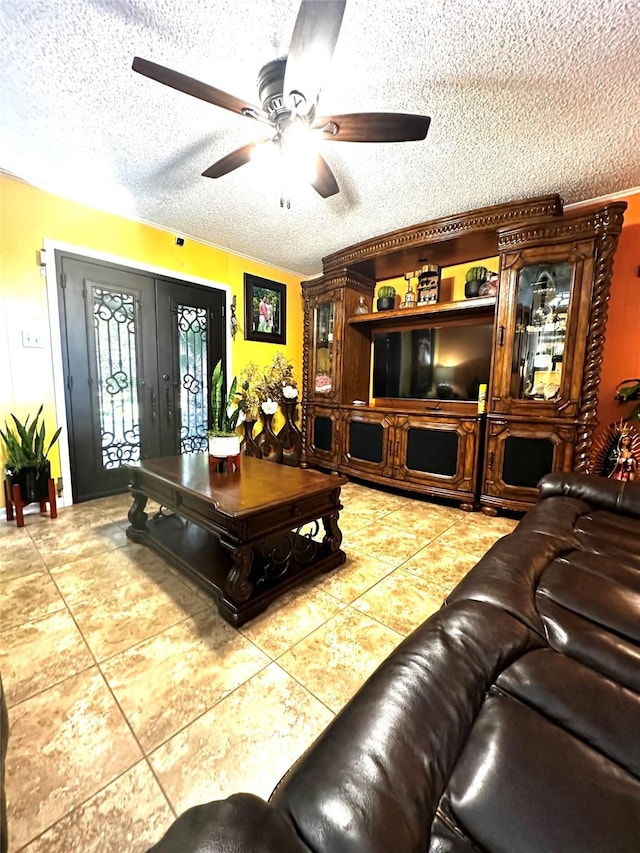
208, 435, 241, 457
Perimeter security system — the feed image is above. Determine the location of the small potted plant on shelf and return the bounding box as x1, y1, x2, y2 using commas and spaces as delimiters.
1, 405, 61, 505
464, 266, 489, 298
376, 285, 396, 311
208, 360, 244, 458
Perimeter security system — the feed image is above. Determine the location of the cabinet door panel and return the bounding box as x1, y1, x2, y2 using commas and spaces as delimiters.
308, 294, 343, 403
405, 427, 459, 477
304, 405, 340, 468
341, 410, 393, 476
492, 240, 594, 418
395, 415, 481, 498
482, 419, 576, 510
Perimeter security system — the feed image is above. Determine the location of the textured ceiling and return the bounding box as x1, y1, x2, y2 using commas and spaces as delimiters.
2, 0, 639, 276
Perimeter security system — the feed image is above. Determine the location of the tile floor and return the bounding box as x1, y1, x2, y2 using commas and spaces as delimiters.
0, 480, 518, 851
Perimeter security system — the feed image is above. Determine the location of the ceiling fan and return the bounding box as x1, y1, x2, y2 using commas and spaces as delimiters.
132, 0, 430, 199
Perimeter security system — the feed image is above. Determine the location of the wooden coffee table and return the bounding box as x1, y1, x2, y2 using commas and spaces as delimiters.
126, 455, 346, 626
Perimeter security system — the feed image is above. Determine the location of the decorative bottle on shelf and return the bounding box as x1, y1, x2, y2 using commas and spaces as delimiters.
354, 295, 369, 315
401, 272, 417, 309
418, 263, 440, 304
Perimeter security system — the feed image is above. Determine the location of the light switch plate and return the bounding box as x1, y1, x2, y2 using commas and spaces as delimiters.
22, 331, 43, 348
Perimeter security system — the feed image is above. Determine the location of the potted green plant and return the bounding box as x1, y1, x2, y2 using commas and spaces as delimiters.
376, 285, 396, 311
208, 360, 244, 457
615, 378, 640, 421
1, 405, 62, 504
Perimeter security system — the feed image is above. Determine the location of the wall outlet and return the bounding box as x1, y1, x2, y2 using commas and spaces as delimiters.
22, 331, 43, 348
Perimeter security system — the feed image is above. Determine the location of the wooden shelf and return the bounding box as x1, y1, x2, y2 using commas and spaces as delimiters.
347, 296, 496, 328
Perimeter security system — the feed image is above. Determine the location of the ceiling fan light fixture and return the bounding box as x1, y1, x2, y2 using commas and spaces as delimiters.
132, 0, 428, 200
281, 123, 318, 181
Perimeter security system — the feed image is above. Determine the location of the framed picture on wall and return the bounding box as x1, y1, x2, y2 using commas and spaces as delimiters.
244, 273, 287, 345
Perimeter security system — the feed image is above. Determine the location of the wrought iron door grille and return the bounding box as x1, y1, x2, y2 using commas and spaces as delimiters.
178, 304, 208, 453
93, 288, 141, 468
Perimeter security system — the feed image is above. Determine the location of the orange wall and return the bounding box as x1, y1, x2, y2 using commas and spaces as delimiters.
595, 190, 640, 427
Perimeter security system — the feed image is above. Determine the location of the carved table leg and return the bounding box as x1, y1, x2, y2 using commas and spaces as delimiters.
224, 544, 254, 605
126, 490, 148, 541
322, 511, 343, 554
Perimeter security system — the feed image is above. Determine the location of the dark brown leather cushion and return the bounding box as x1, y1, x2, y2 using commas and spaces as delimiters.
148, 473, 640, 852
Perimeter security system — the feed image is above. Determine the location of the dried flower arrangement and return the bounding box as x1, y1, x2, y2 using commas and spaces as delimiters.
237, 353, 298, 418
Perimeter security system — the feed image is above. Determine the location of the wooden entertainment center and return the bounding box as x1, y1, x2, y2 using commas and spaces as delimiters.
300, 195, 626, 512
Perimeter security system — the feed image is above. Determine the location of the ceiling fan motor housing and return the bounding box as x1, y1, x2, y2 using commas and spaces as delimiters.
258, 57, 315, 125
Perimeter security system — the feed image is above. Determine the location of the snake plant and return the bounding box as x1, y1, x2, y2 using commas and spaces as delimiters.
0, 405, 62, 473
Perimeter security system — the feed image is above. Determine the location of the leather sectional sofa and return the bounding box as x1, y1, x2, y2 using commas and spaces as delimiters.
1, 473, 639, 851
148, 472, 640, 852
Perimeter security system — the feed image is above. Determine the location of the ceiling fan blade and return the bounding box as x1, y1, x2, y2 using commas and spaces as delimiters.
132, 57, 265, 119
282, 0, 346, 115
311, 153, 339, 198
202, 139, 270, 179
316, 112, 431, 143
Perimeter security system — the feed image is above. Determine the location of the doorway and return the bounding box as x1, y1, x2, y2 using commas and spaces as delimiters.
56, 251, 226, 502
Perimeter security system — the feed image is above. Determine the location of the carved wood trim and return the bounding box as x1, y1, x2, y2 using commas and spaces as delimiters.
498, 203, 626, 250
302, 269, 376, 297
322, 195, 563, 272
574, 230, 622, 471
300, 292, 311, 464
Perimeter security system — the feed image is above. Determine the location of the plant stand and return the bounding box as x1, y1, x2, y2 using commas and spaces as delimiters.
3, 477, 57, 528
208, 453, 241, 474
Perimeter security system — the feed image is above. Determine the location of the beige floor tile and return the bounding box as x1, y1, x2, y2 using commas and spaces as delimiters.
341, 497, 396, 519
27, 504, 110, 528
315, 549, 395, 604
0, 479, 522, 848
91, 493, 163, 529
401, 540, 485, 592
52, 548, 208, 660
278, 607, 403, 712
334, 510, 379, 536
27, 509, 126, 567
382, 504, 465, 538
50, 543, 182, 605
343, 521, 427, 566
102, 610, 270, 752
149, 663, 334, 813
239, 584, 344, 658
0, 609, 94, 707
0, 520, 33, 541
19, 760, 174, 853
0, 528, 48, 580
461, 513, 520, 536
433, 522, 511, 555
351, 568, 445, 635
0, 570, 65, 631
5, 668, 143, 850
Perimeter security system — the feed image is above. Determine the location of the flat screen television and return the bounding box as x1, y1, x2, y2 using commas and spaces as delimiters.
372, 324, 493, 401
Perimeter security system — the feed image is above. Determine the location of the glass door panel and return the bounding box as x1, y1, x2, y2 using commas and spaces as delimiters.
93, 287, 141, 468
510, 262, 572, 402
314, 301, 335, 394
177, 304, 208, 453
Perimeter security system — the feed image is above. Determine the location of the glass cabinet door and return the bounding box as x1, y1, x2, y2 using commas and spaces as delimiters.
509, 262, 572, 403
313, 300, 335, 396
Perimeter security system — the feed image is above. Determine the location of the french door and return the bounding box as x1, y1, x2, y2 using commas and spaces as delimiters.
56, 252, 225, 502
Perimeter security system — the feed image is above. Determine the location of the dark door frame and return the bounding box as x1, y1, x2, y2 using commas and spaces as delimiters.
43, 239, 232, 507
